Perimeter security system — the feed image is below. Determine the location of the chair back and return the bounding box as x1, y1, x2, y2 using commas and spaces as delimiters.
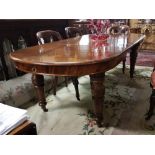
36, 30, 62, 45
120, 25, 130, 35
107, 25, 121, 35
65, 27, 82, 38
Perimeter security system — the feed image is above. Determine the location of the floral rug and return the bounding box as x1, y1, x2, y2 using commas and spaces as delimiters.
27, 65, 155, 135
126, 50, 155, 67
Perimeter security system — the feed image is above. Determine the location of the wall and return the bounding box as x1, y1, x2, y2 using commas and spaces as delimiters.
129, 19, 139, 28
0, 19, 70, 80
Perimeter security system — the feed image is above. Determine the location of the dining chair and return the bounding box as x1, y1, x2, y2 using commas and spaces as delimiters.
145, 65, 155, 120
119, 25, 144, 74
3, 38, 17, 78
120, 25, 130, 73
107, 25, 121, 35
64, 27, 82, 101
36, 30, 69, 97
108, 25, 131, 73
36, 30, 62, 45
120, 25, 130, 34
107, 25, 127, 73
65, 27, 82, 38
0, 60, 5, 80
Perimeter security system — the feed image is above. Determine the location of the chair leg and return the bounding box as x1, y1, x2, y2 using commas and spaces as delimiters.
145, 89, 155, 120
122, 58, 126, 74
53, 76, 58, 95
71, 76, 80, 101
64, 77, 68, 87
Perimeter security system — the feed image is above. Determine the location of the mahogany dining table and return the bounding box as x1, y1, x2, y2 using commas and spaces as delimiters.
10, 34, 145, 127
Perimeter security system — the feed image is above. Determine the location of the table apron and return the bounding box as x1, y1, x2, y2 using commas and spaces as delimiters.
14, 52, 127, 77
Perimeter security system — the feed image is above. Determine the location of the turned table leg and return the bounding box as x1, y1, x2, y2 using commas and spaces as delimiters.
130, 43, 139, 78
90, 72, 105, 127
32, 74, 48, 112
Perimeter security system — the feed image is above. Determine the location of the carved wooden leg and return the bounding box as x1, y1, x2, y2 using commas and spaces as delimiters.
53, 76, 58, 95
130, 44, 139, 78
90, 72, 105, 127
71, 76, 80, 101
32, 74, 48, 112
145, 89, 155, 120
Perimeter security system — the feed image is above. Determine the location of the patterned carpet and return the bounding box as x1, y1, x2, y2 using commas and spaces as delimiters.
27, 65, 155, 135
126, 50, 155, 67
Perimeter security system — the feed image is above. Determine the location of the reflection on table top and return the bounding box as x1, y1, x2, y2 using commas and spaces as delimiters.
10, 34, 145, 66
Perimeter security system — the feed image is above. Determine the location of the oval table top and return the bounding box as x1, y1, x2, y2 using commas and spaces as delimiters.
10, 34, 145, 76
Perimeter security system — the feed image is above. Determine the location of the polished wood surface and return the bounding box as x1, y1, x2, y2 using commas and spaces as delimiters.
8, 121, 37, 135
10, 33, 145, 127
10, 34, 145, 76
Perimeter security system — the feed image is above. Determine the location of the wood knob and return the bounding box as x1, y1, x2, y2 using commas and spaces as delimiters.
32, 67, 37, 72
